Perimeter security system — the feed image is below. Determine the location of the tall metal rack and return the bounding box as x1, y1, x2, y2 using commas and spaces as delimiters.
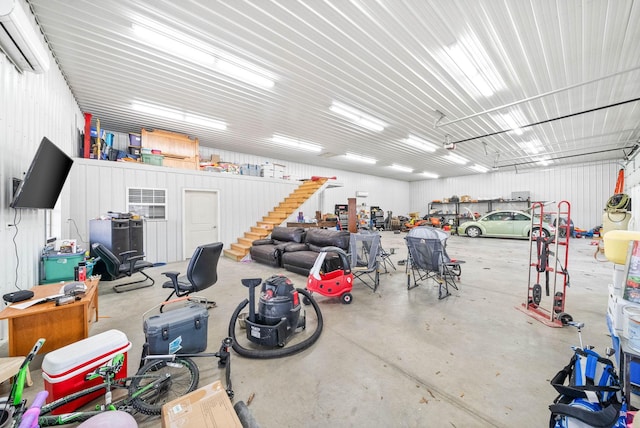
517, 201, 572, 327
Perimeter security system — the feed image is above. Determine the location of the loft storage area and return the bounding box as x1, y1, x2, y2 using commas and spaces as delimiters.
80, 120, 291, 179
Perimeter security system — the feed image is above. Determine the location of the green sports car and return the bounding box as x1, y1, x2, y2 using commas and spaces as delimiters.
457, 210, 554, 239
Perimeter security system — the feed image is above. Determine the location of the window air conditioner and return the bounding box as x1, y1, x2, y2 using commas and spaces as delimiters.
0, 0, 49, 73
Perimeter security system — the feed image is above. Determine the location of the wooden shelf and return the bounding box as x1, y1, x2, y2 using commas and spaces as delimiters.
141, 129, 199, 170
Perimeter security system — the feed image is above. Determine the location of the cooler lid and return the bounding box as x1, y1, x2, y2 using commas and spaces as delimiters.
42, 330, 129, 376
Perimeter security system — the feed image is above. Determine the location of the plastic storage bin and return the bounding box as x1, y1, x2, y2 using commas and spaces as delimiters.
142, 153, 164, 166
144, 304, 209, 355
42, 330, 131, 414
40, 252, 85, 284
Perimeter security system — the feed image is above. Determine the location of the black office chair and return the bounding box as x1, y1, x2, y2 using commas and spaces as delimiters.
91, 243, 155, 293
161, 242, 223, 309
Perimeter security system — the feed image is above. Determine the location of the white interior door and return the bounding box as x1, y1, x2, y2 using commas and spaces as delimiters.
183, 189, 219, 259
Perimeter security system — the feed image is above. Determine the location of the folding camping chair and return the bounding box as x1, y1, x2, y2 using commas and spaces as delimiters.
349, 232, 381, 292
359, 230, 396, 273
405, 226, 463, 300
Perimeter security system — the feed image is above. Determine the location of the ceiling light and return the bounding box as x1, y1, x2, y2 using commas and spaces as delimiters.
470, 164, 489, 173
131, 101, 226, 130
437, 32, 506, 99
330, 101, 386, 132
443, 153, 469, 165
405, 135, 438, 152
132, 23, 214, 65
270, 135, 322, 152
344, 152, 377, 164
390, 164, 413, 173
492, 110, 528, 135
422, 171, 439, 179
536, 158, 553, 166
518, 140, 544, 154
132, 21, 275, 89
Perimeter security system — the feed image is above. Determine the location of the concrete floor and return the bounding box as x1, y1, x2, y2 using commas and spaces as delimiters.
3, 230, 618, 427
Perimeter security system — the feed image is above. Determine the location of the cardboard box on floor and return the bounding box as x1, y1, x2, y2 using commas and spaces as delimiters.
161, 381, 242, 428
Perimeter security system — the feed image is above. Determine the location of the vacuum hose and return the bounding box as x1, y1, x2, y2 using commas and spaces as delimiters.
228, 288, 323, 359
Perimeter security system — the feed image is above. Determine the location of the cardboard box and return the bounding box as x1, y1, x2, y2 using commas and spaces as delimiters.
162, 381, 242, 428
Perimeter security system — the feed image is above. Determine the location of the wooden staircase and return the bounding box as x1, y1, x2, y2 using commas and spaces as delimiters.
223, 178, 328, 261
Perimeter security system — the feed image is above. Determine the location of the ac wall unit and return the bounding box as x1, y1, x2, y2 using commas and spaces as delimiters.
0, 0, 49, 73
356, 191, 369, 198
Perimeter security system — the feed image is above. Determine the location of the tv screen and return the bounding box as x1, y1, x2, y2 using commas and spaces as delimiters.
10, 137, 74, 209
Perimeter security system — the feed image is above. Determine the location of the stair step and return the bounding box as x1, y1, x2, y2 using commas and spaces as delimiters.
256, 222, 275, 230
268, 211, 288, 219
262, 216, 286, 224
284, 197, 307, 203
231, 242, 250, 253
239, 237, 255, 247
279, 202, 300, 209
251, 226, 273, 235
223, 249, 244, 262
245, 231, 267, 240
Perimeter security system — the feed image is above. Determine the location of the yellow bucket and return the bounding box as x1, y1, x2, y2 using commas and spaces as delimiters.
604, 229, 640, 264
602, 211, 631, 236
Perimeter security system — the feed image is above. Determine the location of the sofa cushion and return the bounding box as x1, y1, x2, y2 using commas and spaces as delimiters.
304, 229, 350, 250
271, 227, 306, 243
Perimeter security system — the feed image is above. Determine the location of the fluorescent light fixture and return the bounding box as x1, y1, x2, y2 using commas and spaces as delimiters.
344, 152, 377, 164
518, 140, 544, 154
131, 101, 226, 130
270, 135, 322, 152
132, 21, 275, 89
405, 134, 438, 152
536, 158, 553, 166
132, 23, 214, 65
217, 58, 275, 89
492, 110, 528, 135
330, 101, 386, 132
390, 164, 413, 173
443, 153, 469, 165
422, 172, 439, 179
437, 32, 506, 99
470, 164, 489, 173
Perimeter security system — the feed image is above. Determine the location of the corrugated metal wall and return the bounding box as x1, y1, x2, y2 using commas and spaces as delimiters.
410, 160, 621, 229
66, 158, 411, 263
0, 54, 82, 339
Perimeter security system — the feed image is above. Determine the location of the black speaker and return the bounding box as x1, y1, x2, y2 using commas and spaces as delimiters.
129, 219, 144, 257
90, 219, 130, 262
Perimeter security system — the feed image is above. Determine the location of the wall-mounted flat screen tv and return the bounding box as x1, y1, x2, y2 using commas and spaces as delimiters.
10, 137, 74, 209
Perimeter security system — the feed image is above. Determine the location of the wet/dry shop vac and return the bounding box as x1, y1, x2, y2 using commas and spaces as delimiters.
228, 275, 323, 359
517, 201, 572, 327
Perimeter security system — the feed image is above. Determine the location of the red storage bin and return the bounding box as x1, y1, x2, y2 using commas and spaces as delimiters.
41, 330, 131, 414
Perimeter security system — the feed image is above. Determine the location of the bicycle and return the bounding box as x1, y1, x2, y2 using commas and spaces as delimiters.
1, 338, 199, 427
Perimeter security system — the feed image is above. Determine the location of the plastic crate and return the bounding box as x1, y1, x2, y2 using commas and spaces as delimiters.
40, 253, 85, 284
142, 153, 164, 166
129, 133, 141, 146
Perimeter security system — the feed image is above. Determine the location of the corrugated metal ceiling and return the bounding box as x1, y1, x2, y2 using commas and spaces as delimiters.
26, 0, 640, 181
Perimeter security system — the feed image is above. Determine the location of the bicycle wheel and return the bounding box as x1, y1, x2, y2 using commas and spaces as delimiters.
129, 357, 199, 415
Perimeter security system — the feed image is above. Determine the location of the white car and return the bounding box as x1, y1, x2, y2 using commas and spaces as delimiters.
457, 210, 554, 239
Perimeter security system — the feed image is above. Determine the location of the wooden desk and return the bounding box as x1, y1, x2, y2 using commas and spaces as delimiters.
0, 279, 99, 357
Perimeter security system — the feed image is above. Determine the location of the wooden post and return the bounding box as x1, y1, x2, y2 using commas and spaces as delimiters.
348, 198, 357, 233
